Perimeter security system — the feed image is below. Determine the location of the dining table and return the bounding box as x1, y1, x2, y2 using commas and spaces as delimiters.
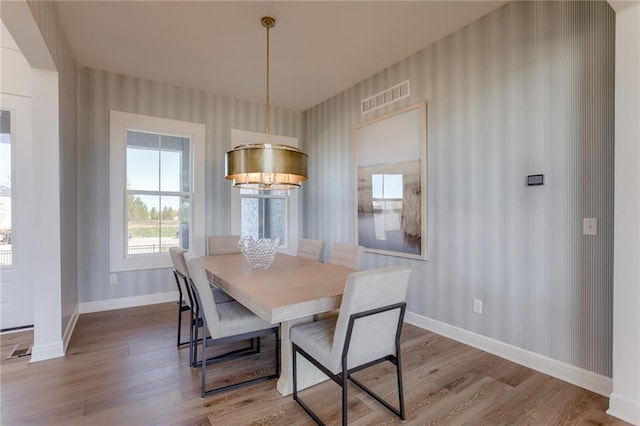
200, 252, 356, 396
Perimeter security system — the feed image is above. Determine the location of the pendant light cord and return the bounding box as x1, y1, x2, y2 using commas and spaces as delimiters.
265, 19, 271, 145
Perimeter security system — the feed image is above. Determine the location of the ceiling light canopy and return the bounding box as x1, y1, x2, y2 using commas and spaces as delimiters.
225, 16, 308, 190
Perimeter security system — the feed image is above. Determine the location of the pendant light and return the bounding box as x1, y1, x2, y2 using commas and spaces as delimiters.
225, 16, 308, 190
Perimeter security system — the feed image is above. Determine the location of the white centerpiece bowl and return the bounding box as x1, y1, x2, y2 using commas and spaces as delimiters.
237, 236, 280, 269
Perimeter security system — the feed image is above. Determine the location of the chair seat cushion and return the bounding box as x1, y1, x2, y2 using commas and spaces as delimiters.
290, 318, 340, 374
213, 301, 273, 340
212, 286, 235, 304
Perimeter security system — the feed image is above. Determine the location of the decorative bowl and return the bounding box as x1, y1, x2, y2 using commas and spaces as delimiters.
237, 236, 280, 269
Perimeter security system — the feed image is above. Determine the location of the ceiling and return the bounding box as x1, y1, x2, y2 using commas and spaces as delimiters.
56, 1, 508, 111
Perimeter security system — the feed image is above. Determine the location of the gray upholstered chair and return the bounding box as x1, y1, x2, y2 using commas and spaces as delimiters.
207, 235, 242, 255
207, 235, 241, 303
316, 243, 364, 321
184, 251, 280, 397
169, 247, 194, 348
291, 266, 411, 425
327, 242, 364, 270
169, 246, 234, 365
297, 238, 325, 262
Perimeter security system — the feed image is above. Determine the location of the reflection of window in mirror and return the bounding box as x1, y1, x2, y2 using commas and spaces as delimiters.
371, 174, 403, 239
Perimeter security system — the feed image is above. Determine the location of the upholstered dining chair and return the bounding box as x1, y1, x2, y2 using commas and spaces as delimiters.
327, 243, 364, 270
208, 235, 242, 255
169, 246, 194, 348
207, 235, 242, 303
297, 238, 325, 262
290, 265, 411, 425
169, 247, 235, 365
184, 251, 280, 397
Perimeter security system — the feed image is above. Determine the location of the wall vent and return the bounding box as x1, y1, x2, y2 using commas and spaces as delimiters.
361, 80, 410, 114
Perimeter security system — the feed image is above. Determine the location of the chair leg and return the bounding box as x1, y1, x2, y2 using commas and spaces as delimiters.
201, 333, 207, 398
199, 328, 279, 397
342, 367, 348, 426
193, 315, 200, 367
248, 336, 261, 353
176, 302, 183, 347
293, 342, 298, 399
275, 327, 280, 378
189, 310, 195, 367
396, 344, 406, 420
292, 343, 327, 425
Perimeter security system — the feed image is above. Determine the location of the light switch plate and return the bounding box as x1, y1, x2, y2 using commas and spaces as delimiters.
583, 218, 598, 236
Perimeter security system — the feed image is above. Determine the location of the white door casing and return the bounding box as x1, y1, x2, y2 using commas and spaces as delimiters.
0, 94, 35, 330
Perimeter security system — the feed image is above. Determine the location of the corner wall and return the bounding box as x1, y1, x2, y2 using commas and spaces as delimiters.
610, 3, 640, 423
303, 1, 614, 377
26, 0, 79, 348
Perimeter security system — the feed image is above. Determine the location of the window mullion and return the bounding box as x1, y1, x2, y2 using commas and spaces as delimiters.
128, 190, 190, 197
158, 135, 162, 249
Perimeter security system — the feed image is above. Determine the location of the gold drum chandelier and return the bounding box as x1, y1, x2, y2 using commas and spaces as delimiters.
225, 16, 308, 190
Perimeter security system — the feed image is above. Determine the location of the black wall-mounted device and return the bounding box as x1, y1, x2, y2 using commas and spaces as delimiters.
527, 174, 544, 186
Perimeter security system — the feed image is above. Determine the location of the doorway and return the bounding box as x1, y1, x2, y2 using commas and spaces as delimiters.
0, 23, 35, 333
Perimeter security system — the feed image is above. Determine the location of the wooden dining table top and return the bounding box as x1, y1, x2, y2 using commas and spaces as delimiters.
200, 253, 356, 324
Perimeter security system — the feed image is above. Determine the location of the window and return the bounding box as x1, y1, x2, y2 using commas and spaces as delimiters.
0, 110, 12, 267
110, 111, 205, 272
230, 129, 299, 255
240, 189, 287, 242
126, 131, 191, 255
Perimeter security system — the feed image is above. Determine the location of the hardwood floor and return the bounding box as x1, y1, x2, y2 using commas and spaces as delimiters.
0, 302, 627, 425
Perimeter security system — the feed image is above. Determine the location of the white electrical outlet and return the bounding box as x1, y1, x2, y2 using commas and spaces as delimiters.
110, 274, 117, 284
473, 299, 483, 314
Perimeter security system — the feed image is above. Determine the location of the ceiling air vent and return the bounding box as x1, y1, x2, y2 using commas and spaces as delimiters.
361, 80, 410, 114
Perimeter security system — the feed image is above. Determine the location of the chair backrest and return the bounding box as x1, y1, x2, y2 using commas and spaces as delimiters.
169, 246, 192, 307
297, 238, 325, 262
328, 243, 363, 270
184, 251, 221, 334
329, 266, 410, 372
208, 235, 241, 255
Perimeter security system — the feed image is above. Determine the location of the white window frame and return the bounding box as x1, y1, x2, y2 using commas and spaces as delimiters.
230, 129, 299, 255
110, 111, 206, 271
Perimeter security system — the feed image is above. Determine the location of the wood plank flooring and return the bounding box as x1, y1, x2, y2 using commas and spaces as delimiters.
0, 302, 628, 425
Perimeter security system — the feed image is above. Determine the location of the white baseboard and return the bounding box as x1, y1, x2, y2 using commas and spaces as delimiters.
78, 291, 179, 314
405, 311, 613, 397
30, 341, 64, 363
608, 393, 640, 425
63, 304, 79, 354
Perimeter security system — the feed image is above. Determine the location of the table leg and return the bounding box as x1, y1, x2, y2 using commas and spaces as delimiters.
276, 316, 328, 396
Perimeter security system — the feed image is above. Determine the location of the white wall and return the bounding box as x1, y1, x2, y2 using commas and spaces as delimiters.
610, 3, 640, 424
1, 0, 66, 361
29, 68, 63, 361
25, 0, 80, 350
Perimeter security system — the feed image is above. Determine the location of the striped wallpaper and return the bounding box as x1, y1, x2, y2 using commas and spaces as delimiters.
77, 68, 303, 302
28, 0, 614, 377
302, 1, 614, 376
